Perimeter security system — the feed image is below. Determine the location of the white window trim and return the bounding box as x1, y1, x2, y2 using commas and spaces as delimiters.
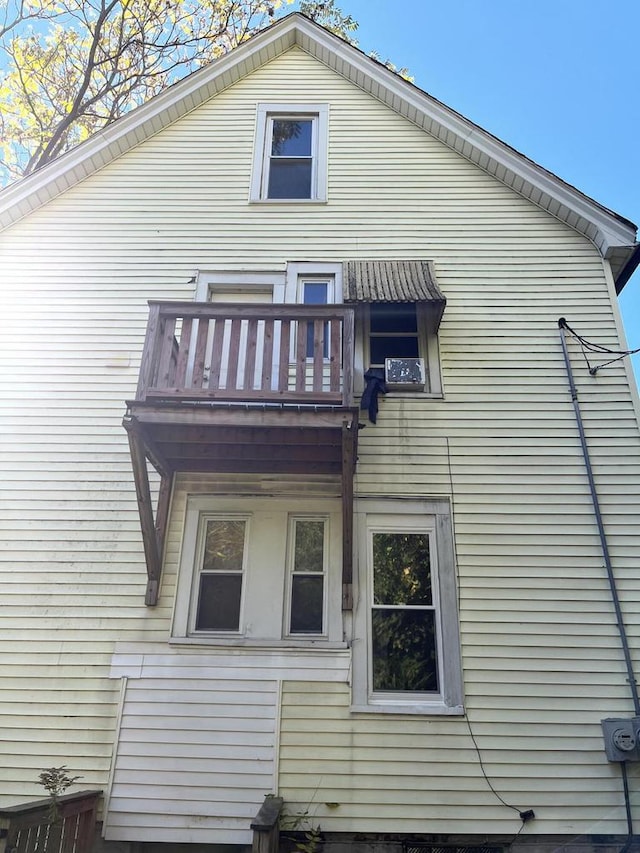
284, 262, 342, 304
173, 496, 343, 645
195, 270, 286, 303
284, 515, 329, 638
250, 103, 329, 203
354, 303, 443, 397
351, 497, 463, 715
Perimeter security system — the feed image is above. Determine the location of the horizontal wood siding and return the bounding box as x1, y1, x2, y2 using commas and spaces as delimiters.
105, 647, 349, 843
1, 45, 640, 842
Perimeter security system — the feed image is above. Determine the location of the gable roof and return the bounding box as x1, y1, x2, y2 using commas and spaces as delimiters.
0, 12, 637, 290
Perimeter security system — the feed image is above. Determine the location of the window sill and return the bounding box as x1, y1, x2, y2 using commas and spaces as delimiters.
350, 701, 464, 716
169, 636, 348, 651
249, 197, 328, 204
357, 391, 444, 400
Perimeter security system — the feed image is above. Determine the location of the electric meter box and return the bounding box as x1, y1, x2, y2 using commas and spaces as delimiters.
601, 717, 640, 762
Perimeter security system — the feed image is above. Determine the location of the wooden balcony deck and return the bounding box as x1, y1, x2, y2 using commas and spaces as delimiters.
124, 301, 359, 606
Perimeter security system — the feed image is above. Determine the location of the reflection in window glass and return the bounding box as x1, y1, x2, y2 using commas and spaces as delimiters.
268, 119, 313, 199
289, 519, 325, 634
195, 519, 246, 631
371, 532, 438, 692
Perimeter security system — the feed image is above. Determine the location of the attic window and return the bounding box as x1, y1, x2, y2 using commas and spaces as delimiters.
251, 104, 328, 202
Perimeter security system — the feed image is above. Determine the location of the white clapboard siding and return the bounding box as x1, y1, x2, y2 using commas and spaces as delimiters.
0, 42, 639, 842
277, 682, 639, 835
104, 648, 350, 843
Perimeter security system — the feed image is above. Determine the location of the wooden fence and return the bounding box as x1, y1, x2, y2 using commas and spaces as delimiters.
0, 791, 100, 853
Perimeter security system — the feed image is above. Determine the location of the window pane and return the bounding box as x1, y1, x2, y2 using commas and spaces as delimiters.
373, 532, 432, 605
271, 120, 312, 156
370, 335, 419, 364
372, 609, 438, 692
370, 303, 418, 333
196, 574, 242, 631
294, 520, 324, 572
202, 519, 245, 571
290, 575, 324, 633
268, 159, 312, 199
303, 282, 328, 305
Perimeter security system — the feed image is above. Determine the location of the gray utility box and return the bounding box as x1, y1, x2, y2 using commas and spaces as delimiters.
601, 717, 640, 762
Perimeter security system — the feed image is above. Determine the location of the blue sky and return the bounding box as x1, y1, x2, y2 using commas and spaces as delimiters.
327, 0, 640, 376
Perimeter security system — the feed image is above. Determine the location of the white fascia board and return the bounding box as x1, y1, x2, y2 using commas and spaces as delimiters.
298, 22, 637, 255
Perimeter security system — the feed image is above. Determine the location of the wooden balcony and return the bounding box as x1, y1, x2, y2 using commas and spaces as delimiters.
124, 301, 359, 606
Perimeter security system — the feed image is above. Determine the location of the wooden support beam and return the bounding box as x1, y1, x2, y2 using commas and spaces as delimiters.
341, 416, 357, 611
126, 429, 163, 606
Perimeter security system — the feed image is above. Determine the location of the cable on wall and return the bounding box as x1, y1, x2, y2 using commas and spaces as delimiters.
446, 436, 535, 831
560, 318, 640, 374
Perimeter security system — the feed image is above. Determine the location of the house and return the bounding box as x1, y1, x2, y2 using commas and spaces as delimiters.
1, 11, 640, 853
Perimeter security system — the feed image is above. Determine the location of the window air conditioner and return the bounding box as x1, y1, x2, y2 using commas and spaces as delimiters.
385, 357, 426, 389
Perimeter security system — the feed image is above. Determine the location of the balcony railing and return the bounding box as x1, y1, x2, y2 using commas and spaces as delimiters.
135, 301, 355, 408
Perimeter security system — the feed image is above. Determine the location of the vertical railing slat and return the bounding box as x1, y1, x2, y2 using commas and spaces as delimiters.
156, 317, 176, 389
342, 307, 354, 406
136, 302, 161, 400
226, 318, 242, 389
208, 318, 225, 390
174, 316, 193, 389
329, 317, 340, 392
278, 320, 290, 392
261, 319, 274, 390
244, 318, 258, 391
313, 319, 324, 392
192, 318, 209, 389
295, 319, 307, 392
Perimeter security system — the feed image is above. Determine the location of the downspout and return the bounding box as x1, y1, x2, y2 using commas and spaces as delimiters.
558, 318, 640, 715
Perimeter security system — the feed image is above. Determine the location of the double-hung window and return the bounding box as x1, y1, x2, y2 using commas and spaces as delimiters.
251, 104, 328, 202
352, 498, 463, 714
287, 517, 328, 635
173, 496, 342, 643
194, 516, 248, 632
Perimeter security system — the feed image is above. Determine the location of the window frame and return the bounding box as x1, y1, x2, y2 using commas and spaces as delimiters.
172, 496, 343, 645
284, 515, 329, 638
190, 513, 250, 634
351, 498, 463, 715
355, 303, 443, 396
250, 104, 329, 203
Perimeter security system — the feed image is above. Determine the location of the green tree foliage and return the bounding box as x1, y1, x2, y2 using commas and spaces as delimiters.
0, 0, 358, 183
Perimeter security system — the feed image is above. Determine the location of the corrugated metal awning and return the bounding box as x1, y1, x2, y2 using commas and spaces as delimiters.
343, 260, 446, 329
